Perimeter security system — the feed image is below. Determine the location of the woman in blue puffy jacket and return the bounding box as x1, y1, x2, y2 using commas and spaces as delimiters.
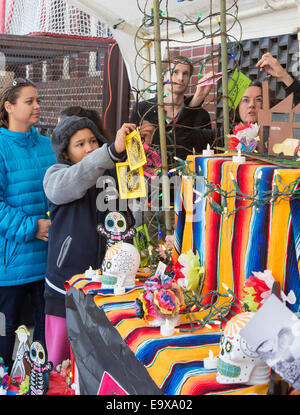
0, 78, 55, 371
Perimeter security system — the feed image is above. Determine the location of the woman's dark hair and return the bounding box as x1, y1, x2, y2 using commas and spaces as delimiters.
59, 106, 114, 143
0, 78, 36, 128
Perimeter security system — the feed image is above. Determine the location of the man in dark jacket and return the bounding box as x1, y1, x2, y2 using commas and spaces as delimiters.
130, 55, 219, 162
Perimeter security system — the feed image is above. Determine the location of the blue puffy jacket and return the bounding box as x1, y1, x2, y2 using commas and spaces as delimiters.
0, 126, 55, 286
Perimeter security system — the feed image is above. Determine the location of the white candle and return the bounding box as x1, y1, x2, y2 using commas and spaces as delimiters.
232, 149, 246, 163
92, 269, 101, 283
160, 319, 174, 337
114, 285, 125, 295
85, 266, 96, 279
202, 144, 215, 156
203, 349, 218, 369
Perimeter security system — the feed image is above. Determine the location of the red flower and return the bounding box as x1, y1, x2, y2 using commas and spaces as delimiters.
228, 136, 240, 149
172, 261, 185, 282
233, 123, 252, 135
244, 276, 269, 302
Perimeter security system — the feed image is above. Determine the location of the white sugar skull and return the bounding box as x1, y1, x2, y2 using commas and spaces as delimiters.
216, 312, 270, 385
101, 242, 140, 289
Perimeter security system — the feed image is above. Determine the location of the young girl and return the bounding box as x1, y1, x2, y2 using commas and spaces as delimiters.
0, 78, 55, 371
43, 115, 136, 367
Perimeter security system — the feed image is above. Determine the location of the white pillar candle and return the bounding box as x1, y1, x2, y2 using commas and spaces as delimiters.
92, 270, 102, 283
114, 285, 125, 295
232, 149, 246, 163
160, 319, 174, 337
203, 349, 218, 369
85, 266, 96, 279
202, 144, 215, 156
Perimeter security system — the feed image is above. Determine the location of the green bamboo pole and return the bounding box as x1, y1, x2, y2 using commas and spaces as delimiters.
152, 0, 172, 235
220, 0, 229, 148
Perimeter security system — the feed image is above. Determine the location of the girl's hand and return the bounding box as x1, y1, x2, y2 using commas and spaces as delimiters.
114, 123, 136, 153
139, 121, 155, 145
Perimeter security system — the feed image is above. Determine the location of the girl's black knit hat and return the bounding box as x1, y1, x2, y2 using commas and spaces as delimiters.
51, 115, 107, 164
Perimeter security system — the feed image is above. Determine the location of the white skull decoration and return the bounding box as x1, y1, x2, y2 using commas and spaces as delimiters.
100, 242, 140, 289
216, 312, 270, 385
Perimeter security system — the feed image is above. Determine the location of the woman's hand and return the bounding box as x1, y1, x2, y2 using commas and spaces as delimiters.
114, 123, 136, 153
35, 219, 51, 242
256, 53, 294, 87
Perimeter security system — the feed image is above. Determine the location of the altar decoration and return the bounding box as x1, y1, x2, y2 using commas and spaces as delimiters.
228, 123, 260, 152
173, 249, 205, 292
135, 273, 183, 326
0, 357, 10, 394
216, 312, 270, 385
243, 269, 296, 312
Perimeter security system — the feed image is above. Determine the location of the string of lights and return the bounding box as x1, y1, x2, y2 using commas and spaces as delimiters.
179, 284, 244, 332
170, 155, 300, 217
131, 1, 244, 238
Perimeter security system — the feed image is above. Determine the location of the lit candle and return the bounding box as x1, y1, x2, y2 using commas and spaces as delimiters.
85, 266, 96, 279
202, 144, 215, 156
203, 349, 218, 369
232, 149, 246, 163
114, 275, 126, 295
160, 319, 174, 337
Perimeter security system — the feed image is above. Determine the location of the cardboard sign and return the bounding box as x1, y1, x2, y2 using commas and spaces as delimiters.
240, 294, 300, 392
228, 68, 252, 109
116, 162, 146, 199
125, 128, 147, 170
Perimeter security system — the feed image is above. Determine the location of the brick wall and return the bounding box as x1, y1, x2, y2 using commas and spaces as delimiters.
26, 51, 106, 135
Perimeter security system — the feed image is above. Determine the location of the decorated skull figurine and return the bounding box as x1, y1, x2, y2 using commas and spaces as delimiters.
100, 242, 140, 289
216, 312, 270, 385
97, 211, 136, 250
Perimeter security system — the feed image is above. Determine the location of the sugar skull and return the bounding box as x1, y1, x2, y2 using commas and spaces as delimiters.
97, 211, 136, 249
100, 242, 140, 289
216, 312, 270, 385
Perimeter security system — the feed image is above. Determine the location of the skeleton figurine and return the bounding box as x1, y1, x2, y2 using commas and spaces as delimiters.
24, 341, 53, 395
10, 325, 30, 381
97, 211, 136, 249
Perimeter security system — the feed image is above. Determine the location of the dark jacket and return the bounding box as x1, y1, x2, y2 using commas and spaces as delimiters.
285, 78, 300, 106
130, 96, 219, 161
43, 116, 129, 317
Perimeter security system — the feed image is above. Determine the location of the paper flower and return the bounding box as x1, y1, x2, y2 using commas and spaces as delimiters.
153, 289, 181, 317
174, 250, 204, 292
143, 144, 162, 178
135, 273, 183, 321
18, 375, 29, 395
243, 269, 296, 312
228, 123, 260, 152
0, 358, 10, 391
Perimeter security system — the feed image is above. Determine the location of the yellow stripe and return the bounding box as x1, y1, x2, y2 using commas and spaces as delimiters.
268, 169, 300, 285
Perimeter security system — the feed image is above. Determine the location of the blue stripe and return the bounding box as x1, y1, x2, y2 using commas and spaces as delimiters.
136, 333, 221, 366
